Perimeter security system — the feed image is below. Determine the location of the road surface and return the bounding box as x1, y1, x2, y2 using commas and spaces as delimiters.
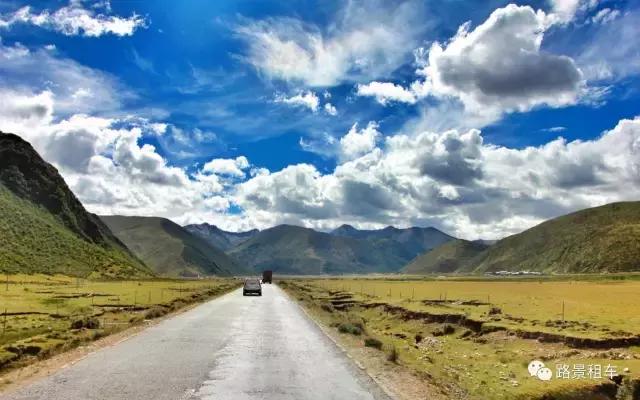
2, 284, 391, 400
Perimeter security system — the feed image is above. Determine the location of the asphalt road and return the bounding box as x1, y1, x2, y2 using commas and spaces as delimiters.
2, 284, 391, 400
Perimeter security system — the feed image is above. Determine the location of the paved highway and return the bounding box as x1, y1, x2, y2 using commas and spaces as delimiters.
2, 284, 391, 400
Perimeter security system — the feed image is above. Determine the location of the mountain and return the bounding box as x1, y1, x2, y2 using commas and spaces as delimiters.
101, 215, 247, 277
184, 223, 258, 251
468, 202, 640, 274
403, 202, 640, 274
331, 224, 455, 260
402, 239, 489, 274
228, 224, 410, 275
0, 132, 151, 278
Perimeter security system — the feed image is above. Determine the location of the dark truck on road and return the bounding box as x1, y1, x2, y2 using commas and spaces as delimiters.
262, 270, 273, 284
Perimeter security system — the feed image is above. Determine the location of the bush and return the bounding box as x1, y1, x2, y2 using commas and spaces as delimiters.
387, 345, 398, 363
321, 303, 335, 313
364, 337, 383, 350
432, 324, 455, 336
144, 307, 167, 319
70, 317, 100, 330
488, 307, 502, 315
338, 323, 363, 335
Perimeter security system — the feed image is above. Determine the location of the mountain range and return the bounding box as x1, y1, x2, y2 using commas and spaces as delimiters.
101, 216, 246, 277
226, 223, 454, 275
3, 131, 640, 278
184, 223, 259, 251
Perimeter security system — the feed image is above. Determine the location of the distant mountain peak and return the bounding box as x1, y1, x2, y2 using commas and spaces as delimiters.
184, 222, 259, 251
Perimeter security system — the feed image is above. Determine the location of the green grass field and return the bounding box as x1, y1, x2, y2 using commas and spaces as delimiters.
282, 277, 640, 400
0, 274, 240, 376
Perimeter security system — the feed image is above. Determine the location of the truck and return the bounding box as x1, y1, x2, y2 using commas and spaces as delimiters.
262, 270, 273, 284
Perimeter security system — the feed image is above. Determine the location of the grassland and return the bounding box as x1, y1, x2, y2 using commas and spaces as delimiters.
281, 277, 640, 400
0, 274, 240, 379
0, 187, 150, 278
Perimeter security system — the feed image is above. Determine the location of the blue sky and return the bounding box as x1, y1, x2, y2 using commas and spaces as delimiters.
0, 0, 639, 239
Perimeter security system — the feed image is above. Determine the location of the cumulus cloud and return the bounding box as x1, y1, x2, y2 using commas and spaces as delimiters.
274, 91, 319, 112
355, 81, 416, 105
0, 88, 235, 224
339, 122, 381, 161
234, 116, 640, 239
233, 0, 426, 86
419, 4, 583, 118
3, 85, 640, 238
202, 156, 250, 177
354, 4, 588, 128
0, 1, 146, 37
324, 103, 337, 116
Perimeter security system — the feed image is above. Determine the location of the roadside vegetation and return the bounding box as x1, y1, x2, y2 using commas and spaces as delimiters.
0, 274, 240, 382
281, 277, 640, 400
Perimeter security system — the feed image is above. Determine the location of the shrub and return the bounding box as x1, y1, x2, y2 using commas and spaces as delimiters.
144, 307, 167, 319
387, 345, 398, 363
70, 317, 100, 330
338, 323, 363, 335
433, 324, 455, 336
364, 337, 383, 350
488, 307, 502, 315
321, 303, 334, 313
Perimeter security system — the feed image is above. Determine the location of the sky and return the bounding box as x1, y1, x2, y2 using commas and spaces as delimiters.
0, 0, 639, 239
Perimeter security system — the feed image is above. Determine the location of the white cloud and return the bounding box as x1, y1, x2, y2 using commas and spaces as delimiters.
324, 103, 337, 116
4, 86, 640, 239
578, 9, 640, 81
355, 4, 589, 128
419, 5, 583, 118
549, 0, 582, 22
274, 91, 320, 112
355, 81, 416, 105
0, 40, 131, 115
547, 0, 602, 23
202, 156, 250, 177
339, 122, 381, 161
542, 126, 567, 133
0, 2, 146, 37
233, 0, 427, 86
233, 116, 640, 239
591, 8, 620, 25
0, 89, 234, 224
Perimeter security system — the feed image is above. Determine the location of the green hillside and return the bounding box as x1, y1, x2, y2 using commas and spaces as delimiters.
468, 202, 640, 273
228, 224, 409, 275
0, 186, 151, 278
0, 132, 150, 278
101, 215, 247, 277
402, 239, 489, 274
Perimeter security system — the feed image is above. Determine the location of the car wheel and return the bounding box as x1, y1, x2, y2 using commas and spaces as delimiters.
258, 291, 262, 296
243, 291, 247, 296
